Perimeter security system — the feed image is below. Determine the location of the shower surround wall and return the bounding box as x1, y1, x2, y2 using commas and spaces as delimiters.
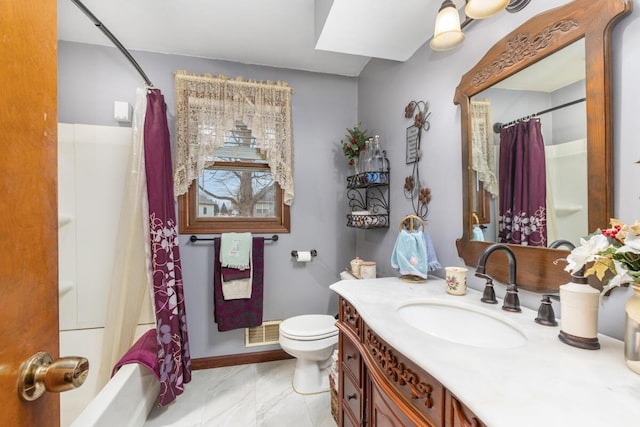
58, 123, 155, 426
58, 41, 357, 361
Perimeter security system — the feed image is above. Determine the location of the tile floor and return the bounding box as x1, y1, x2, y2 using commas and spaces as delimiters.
144, 359, 338, 427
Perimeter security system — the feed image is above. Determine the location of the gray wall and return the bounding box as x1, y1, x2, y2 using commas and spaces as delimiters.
58, 41, 358, 358
483, 87, 555, 143
356, 0, 640, 340
551, 80, 587, 144
471, 80, 586, 146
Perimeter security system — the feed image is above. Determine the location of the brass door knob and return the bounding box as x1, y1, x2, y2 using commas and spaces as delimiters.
17, 352, 89, 401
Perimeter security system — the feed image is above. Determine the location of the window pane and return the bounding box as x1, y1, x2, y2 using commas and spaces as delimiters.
197, 166, 276, 219
214, 123, 266, 163
177, 121, 290, 234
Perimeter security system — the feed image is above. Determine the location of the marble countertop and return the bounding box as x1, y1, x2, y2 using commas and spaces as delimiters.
330, 277, 640, 427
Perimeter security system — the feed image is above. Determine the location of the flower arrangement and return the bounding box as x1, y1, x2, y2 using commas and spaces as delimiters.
565, 219, 640, 294
341, 123, 370, 165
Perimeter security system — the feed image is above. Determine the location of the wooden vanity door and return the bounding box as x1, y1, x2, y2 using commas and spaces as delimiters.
339, 332, 364, 426
366, 375, 437, 427
446, 392, 485, 427
368, 378, 414, 427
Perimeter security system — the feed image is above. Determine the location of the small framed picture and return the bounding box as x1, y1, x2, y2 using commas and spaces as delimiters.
406, 126, 419, 164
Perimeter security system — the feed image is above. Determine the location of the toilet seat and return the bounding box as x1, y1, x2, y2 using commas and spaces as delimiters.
280, 314, 338, 341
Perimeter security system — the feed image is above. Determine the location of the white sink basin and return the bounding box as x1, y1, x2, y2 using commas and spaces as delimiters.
397, 301, 527, 349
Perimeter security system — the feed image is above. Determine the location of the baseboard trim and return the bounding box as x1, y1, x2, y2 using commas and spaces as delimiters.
191, 349, 293, 370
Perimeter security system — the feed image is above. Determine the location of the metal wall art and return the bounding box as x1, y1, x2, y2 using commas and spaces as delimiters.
403, 100, 432, 219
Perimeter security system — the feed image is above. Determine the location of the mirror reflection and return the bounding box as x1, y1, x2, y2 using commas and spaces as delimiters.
456, 0, 628, 293
470, 39, 587, 247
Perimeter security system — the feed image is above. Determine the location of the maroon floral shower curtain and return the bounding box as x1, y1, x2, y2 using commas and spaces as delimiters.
498, 119, 547, 246
144, 89, 191, 406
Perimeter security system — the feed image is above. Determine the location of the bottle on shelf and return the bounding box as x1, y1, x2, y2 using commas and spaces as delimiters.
358, 140, 368, 177
368, 135, 385, 183
361, 137, 373, 182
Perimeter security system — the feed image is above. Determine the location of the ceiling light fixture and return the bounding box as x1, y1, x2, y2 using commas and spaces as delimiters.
465, 0, 509, 19
430, 0, 530, 51
429, 0, 465, 51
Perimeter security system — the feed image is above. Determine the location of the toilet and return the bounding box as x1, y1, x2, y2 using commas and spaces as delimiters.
279, 314, 338, 394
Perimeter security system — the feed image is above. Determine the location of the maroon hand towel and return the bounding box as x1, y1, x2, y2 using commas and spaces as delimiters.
221, 265, 251, 281
213, 237, 264, 331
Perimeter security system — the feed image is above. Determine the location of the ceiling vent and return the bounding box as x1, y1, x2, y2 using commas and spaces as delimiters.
245, 320, 282, 347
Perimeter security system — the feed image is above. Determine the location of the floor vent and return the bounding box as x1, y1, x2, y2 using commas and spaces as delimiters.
245, 320, 282, 347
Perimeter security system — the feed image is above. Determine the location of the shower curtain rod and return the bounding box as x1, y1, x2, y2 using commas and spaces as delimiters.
70, 0, 154, 87
493, 97, 586, 133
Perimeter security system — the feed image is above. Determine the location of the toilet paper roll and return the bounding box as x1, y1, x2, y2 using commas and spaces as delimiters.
296, 251, 312, 262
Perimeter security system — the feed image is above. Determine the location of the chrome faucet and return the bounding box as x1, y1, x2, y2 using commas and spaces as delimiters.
474, 244, 521, 312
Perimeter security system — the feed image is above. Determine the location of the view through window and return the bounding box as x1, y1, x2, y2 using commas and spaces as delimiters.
178, 123, 290, 234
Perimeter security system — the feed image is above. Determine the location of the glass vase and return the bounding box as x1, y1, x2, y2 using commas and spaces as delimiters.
352, 157, 361, 176
624, 285, 640, 374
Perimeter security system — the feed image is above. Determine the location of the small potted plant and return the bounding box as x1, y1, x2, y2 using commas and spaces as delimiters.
341, 123, 370, 173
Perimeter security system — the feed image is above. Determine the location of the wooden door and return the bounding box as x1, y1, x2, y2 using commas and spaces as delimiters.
0, 0, 60, 425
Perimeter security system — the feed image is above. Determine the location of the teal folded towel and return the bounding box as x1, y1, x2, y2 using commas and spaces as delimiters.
391, 229, 429, 279
220, 232, 252, 269
422, 227, 442, 271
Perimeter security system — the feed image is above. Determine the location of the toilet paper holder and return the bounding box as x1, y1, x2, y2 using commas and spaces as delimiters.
291, 250, 318, 258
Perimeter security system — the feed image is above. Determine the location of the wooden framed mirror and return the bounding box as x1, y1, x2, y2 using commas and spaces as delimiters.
454, 0, 632, 293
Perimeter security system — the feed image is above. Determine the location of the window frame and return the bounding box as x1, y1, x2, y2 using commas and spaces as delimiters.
177, 161, 291, 234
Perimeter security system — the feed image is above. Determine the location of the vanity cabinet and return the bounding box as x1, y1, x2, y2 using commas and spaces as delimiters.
338, 297, 486, 427
445, 393, 484, 427
346, 171, 390, 229
338, 298, 364, 425
368, 377, 418, 427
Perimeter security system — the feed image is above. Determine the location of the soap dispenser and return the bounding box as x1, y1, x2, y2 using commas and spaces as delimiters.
558, 274, 600, 350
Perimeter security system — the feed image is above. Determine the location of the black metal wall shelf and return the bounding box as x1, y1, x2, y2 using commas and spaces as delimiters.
346, 171, 390, 229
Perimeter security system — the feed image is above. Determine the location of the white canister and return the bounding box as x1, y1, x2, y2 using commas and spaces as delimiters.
559, 279, 600, 349
350, 257, 363, 277
360, 261, 376, 279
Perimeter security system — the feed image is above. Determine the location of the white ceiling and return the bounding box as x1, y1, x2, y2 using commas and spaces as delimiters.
493, 38, 586, 93
57, 0, 451, 77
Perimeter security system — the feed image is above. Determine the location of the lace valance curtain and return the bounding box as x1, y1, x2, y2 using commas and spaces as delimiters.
173, 71, 294, 205
470, 99, 498, 197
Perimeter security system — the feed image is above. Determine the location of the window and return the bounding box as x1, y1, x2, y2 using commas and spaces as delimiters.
178, 123, 290, 234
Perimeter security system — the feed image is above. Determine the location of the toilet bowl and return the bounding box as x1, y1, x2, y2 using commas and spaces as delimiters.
279, 314, 338, 394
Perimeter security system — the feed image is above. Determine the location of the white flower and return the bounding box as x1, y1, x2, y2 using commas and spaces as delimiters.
601, 260, 635, 296
564, 234, 610, 274
618, 231, 640, 254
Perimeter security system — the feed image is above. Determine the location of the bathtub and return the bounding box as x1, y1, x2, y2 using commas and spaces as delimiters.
70, 363, 160, 427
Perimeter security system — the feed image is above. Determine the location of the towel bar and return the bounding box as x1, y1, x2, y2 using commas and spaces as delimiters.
399, 214, 424, 231
189, 235, 279, 243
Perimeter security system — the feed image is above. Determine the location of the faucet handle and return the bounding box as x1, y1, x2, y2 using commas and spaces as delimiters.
534, 294, 559, 326
479, 276, 498, 304
552, 257, 568, 266
474, 271, 490, 280
502, 284, 522, 312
